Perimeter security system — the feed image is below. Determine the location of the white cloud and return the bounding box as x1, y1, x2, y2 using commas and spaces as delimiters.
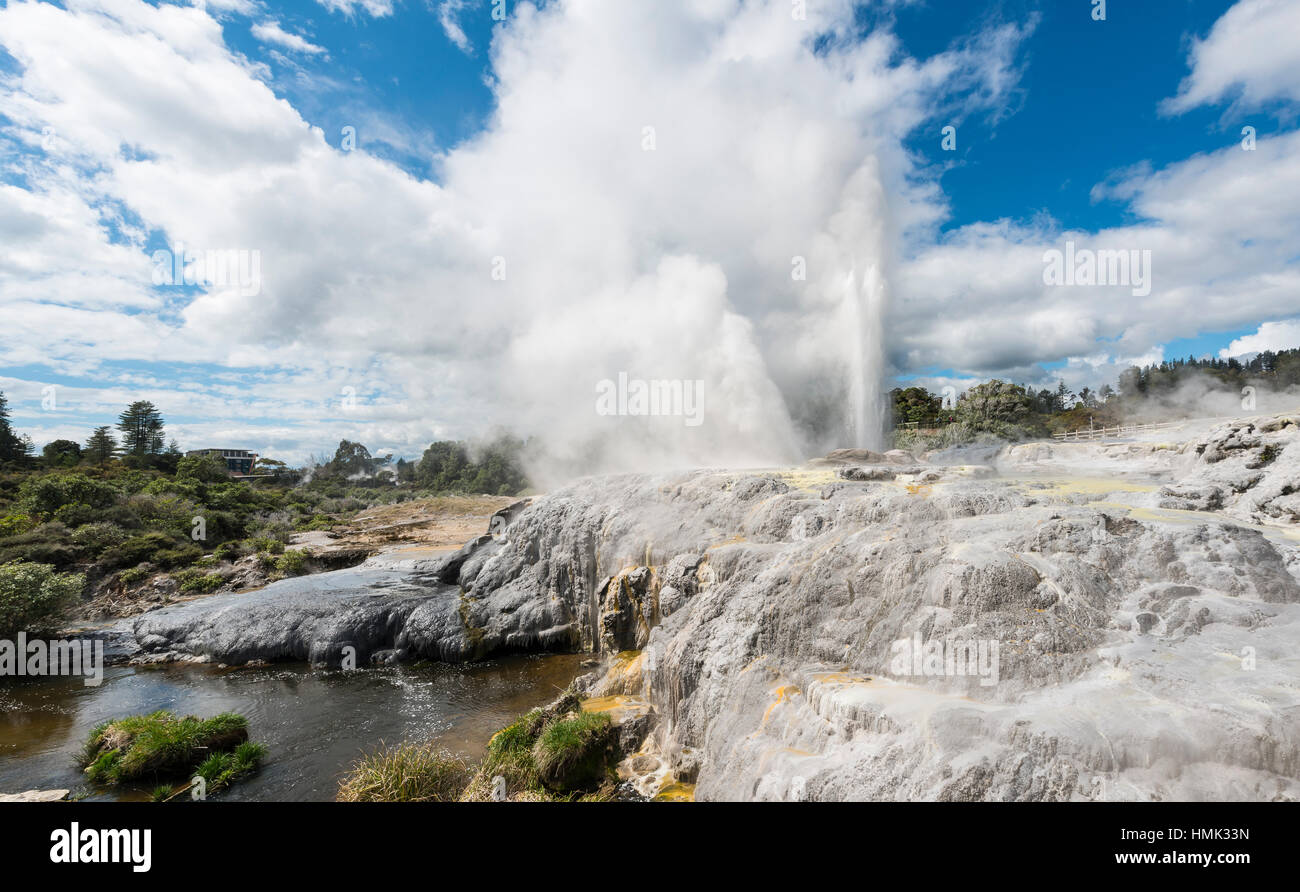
315, 0, 395, 18
190, 0, 258, 16
1220, 319, 1300, 358
437, 0, 472, 54
251, 20, 326, 55
0, 0, 1032, 467
1162, 0, 1300, 115
3, 0, 1297, 469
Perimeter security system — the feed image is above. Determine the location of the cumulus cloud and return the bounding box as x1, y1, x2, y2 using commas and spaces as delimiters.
0, 0, 1031, 468
2, 0, 1298, 472
251, 20, 327, 55
1220, 319, 1300, 358
892, 127, 1300, 387
1162, 0, 1300, 114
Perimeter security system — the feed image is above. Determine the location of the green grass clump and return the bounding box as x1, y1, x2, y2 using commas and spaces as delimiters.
79, 711, 262, 793
338, 687, 620, 803
532, 711, 616, 793
195, 741, 268, 792
336, 742, 471, 802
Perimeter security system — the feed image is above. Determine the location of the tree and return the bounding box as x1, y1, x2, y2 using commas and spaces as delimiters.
42, 439, 82, 467
414, 437, 527, 494
0, 391, 30, 463
891, 386, 943, 427
84, 426, 118, 466
321, 440, 385, 479
953, 380, 1044, 438
117, 401, 165, 456
175, 452, 229, 483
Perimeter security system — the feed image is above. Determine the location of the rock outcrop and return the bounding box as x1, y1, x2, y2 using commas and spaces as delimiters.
130, 412, 1300, 800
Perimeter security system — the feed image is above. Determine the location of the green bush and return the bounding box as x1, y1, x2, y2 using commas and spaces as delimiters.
175, 454, 229, 484
274, 549, 309, 577
71, 521, 128, 556
53, 502, 98, 528
251, 536, 285, 555
214, 540, 250, 561
174, 569, 225, 594
117, 567, 149, 586
107, 532, 200, 570
0, 522, 77, 568
0, 560, 85, 635
0, 513, 36, 537
19, 473, 120, 519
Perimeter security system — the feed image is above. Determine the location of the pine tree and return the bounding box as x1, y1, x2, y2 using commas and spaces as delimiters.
0, 391, 30, 463
116, 401, 165, 456
85, 426, 119, 466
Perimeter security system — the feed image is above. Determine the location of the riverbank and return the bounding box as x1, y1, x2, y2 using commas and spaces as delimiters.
66, 494, 516, 624
0, 653, 584, 801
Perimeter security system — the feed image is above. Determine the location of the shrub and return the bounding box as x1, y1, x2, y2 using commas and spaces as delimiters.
19, 473, 120, 519
53, 502, 98, 528
125, 493, 196, 539
275, 549, 309, 577
0, 513, 36, 537
153, 544, 202, 570
174, 569, 225, 594
117, 567, 149, 586
0, 522, 77, 568
0, 561, 85, 635
214, 540, 250, 561
336, 743, 471, 802
71, 521, 128, 556
175, 454, 229, 484
251, 536, 285, 555
108, 532, 200, 570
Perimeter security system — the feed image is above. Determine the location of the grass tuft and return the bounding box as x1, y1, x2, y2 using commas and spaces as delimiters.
336, 742, 471, 802
79, 710, 263, 794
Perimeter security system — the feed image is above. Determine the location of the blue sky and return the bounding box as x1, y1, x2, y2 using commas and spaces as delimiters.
1, 0, 1298, 466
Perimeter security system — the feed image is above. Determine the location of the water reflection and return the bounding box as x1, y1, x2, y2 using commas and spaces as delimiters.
0, 654, 582, 801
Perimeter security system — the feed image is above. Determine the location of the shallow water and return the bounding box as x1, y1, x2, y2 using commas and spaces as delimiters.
0, 653, 582, 801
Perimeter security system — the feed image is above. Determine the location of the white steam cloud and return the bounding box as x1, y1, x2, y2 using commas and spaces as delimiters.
0, 0, 1030, 474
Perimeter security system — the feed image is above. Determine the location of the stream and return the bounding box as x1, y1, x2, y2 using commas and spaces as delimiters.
0, 546, 584, 801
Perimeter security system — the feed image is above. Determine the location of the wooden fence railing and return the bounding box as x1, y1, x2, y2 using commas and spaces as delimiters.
1051, 420, 1182, 441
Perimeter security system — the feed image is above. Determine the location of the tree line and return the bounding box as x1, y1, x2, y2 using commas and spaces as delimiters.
1, 398, 175, 469
891, 346, 1300, 445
